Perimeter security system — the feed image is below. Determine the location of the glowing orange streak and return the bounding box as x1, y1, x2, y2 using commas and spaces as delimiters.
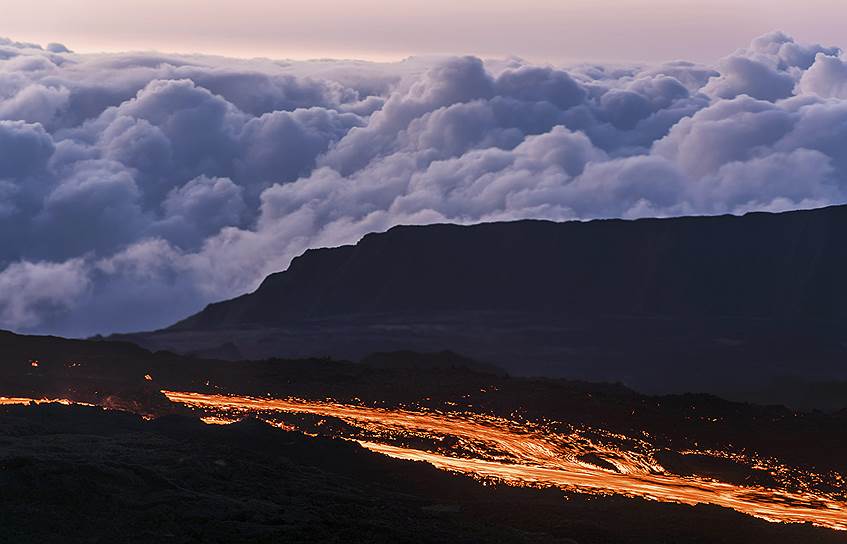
163, 390, 847, 531
0, 397, 95, 407
360, 442, 847, 529
161, 391, 648, 470
200, 415, 239, 425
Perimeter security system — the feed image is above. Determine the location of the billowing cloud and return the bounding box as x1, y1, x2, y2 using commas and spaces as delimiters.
0, 258, 90, 328
798, 53, 847, 98
0, 120, 54, 178
157, 175, 246, 249
0, 32, 846, 336
702, 31, 840, 101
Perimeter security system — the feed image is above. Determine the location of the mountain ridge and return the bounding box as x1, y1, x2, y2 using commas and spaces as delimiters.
172, 205, 847, 330
117, 204, 847, 406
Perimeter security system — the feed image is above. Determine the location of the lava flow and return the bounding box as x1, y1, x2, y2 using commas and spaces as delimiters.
162, 390, 847, 531
0, 396, 92, 406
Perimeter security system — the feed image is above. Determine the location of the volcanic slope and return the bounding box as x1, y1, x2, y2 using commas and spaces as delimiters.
126, 205, 847, 406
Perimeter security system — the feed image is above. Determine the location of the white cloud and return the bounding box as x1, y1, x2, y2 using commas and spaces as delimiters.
0, 259, 90, 328
0, 32, 845, 335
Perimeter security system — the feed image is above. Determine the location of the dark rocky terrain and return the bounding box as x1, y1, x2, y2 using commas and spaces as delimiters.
2, 331, 845, 476
2, 402, 845, 544
120, 205, 847, 410
2, 330, 847, 541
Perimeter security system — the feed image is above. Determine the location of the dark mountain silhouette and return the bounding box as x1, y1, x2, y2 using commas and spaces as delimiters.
122, 205, 847, 407
175, 206, 847, 328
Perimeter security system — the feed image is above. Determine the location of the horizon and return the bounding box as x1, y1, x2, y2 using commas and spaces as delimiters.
4, 0, 847, 64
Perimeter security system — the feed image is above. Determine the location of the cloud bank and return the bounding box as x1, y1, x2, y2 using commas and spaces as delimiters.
1, 32, 846, 335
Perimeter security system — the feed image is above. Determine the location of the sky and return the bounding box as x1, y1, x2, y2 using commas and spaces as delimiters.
3, 5, 847, 337
2, 0, 847, 63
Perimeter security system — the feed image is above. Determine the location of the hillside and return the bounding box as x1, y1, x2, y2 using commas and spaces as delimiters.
123, 206, 847, 406
175, 206, 847, 328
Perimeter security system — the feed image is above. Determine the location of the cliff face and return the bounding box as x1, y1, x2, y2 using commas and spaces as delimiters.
146, 206, 847, 402
173, 205, 847, 330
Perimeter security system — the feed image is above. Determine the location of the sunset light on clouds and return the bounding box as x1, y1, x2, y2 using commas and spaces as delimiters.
3, 0, 847, 62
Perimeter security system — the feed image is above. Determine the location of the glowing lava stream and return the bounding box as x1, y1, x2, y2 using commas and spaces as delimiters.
0, 397, 93, 406
162, 390, 847, 531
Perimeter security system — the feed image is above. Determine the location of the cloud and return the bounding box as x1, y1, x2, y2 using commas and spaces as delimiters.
0, 84, 70, 127
0, 258, 90, 328
494, 65, 586, 109
0, 120, 54, 178
703, 56, 796, 101
652, 96, 795, 178
0, 32, 846, 335
156, 176, 246, 249
749, 31, 840, 70
798, 53, 847, 98
236, 107, 361, 191
34, 159, 147, 260
46, 43, 71, 54
702, 31, 840, 102
320, 56, 496, 175
699, 149, 837, 213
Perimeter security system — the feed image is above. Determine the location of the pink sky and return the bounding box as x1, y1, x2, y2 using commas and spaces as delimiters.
2, 0, 846, 64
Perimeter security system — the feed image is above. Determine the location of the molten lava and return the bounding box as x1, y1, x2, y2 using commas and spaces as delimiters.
0, 396, 92, 406
162, 390, 847, 531
3, 391, 844, 531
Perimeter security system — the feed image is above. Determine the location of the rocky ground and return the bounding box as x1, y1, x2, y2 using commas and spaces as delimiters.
2, 403, 845, 544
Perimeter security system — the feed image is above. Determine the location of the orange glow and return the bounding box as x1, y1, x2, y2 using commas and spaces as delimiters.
0, 397, 95, 407
163, 390, 847, 531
